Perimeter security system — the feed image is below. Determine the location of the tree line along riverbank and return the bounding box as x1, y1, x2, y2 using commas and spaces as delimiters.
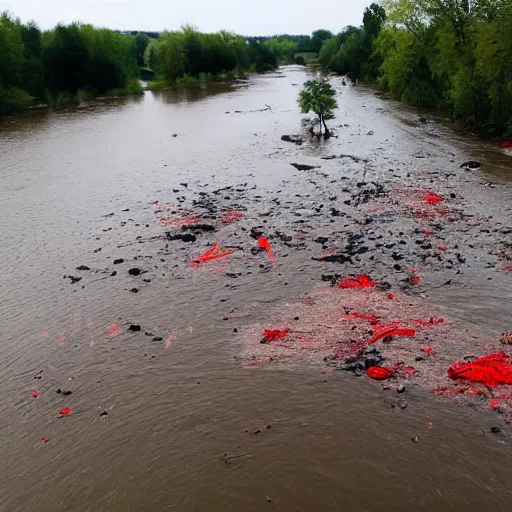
0, 11, 329, 117
318, 1, 512, 138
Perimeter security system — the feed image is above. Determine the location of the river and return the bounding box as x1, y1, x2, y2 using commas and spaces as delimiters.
1, 66, 512, 512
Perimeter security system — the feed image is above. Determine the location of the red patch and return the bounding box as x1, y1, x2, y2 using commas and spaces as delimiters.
422, 346, 436, 356
59, 407, 73, 415
32, 391, 40, 398
437, 245, 447, 251
339, 275, 376, 289
448, 353, 512, 387
192, 243, 236, 264
221, 211, 245, 224
41, 437, 49, 443
489, 398, 501, 409
258, 237, 277, 264
366, 366, 391, 380
499, 141, 512, 149
368, 325, 415, 344
263, 329, 290, 342
108, 324, 121, 336
424, 193, 442, 203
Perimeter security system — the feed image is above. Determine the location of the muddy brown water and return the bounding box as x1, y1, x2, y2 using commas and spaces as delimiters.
1, 66, 512, 512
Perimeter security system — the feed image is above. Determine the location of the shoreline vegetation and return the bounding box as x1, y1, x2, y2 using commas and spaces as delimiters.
0, 11, 328, 116
2, 1, 511, 138
318, 1, 512, 138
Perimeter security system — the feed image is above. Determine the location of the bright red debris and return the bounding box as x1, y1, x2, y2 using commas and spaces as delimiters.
387, 293, 394, 300
368, 324, 416, 344
41, 437, 49, 443
422, 346, 436, 356
437, 245, 447, 251
366, 366, 391, 380
424, 193, 442, 203
59, 407, 73, 415
258, 237, 277, 264
339, 275, 376, 289
192, 243, 236, 264
32, 391, 40, 398
448, 353, 512, 387
499, 141, 512, 149
263, 329, 290, 342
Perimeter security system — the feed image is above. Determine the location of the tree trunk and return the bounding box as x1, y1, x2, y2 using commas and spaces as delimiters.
318, 115, 323, 137
322, 116, 331, 139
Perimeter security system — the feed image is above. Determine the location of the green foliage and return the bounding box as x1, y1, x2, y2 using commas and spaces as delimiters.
134, 33, 151, 67
153, 27, 264, 85
0, 11, 143, 116
298, 79, 338, 135
320, 0, 512, 133
263, 37, 297, 64
319, 3, 385, 80
311, 29, 334, 53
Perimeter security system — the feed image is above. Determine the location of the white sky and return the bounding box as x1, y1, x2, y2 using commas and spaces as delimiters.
0, 0, 372, 35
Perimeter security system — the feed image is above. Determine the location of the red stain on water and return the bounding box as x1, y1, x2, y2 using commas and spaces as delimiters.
59, 408, 73, 415
427, 422, 433, 430
499, 141, 512, 149
39, 329, 48, 337
32, 391, 40, 398
422, 346, 436, 356
108, 324, 121, 336
41, 437, 49, 443
165, 330, 180, 349
424, 193, 442, 203
387, 293, 394, 300
57, 336, 68, 344
500, 264, 512, 272
258, 237, 277, 265
221, 211, 245, 224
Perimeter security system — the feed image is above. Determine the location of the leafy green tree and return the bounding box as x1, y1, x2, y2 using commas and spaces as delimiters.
263, 37, 297, 64
311, 29, 334, 53
135, 33, 151, 67
298, 79, 338, 137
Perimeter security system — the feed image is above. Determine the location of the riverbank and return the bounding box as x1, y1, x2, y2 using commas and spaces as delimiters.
1, 65, 512, 512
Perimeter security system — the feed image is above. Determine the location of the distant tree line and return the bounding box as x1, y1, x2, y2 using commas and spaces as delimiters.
0, 12, 142, 115
318, 1, 512, 136
1, 9, 342, 116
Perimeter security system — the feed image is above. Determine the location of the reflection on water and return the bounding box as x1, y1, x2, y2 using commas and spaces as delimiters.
150, 82, 248, 105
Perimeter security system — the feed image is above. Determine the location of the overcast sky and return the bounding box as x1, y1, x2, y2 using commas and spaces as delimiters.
0, 0, 372, 35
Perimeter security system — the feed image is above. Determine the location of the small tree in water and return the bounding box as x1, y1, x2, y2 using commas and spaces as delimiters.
298, 79, 338, 138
